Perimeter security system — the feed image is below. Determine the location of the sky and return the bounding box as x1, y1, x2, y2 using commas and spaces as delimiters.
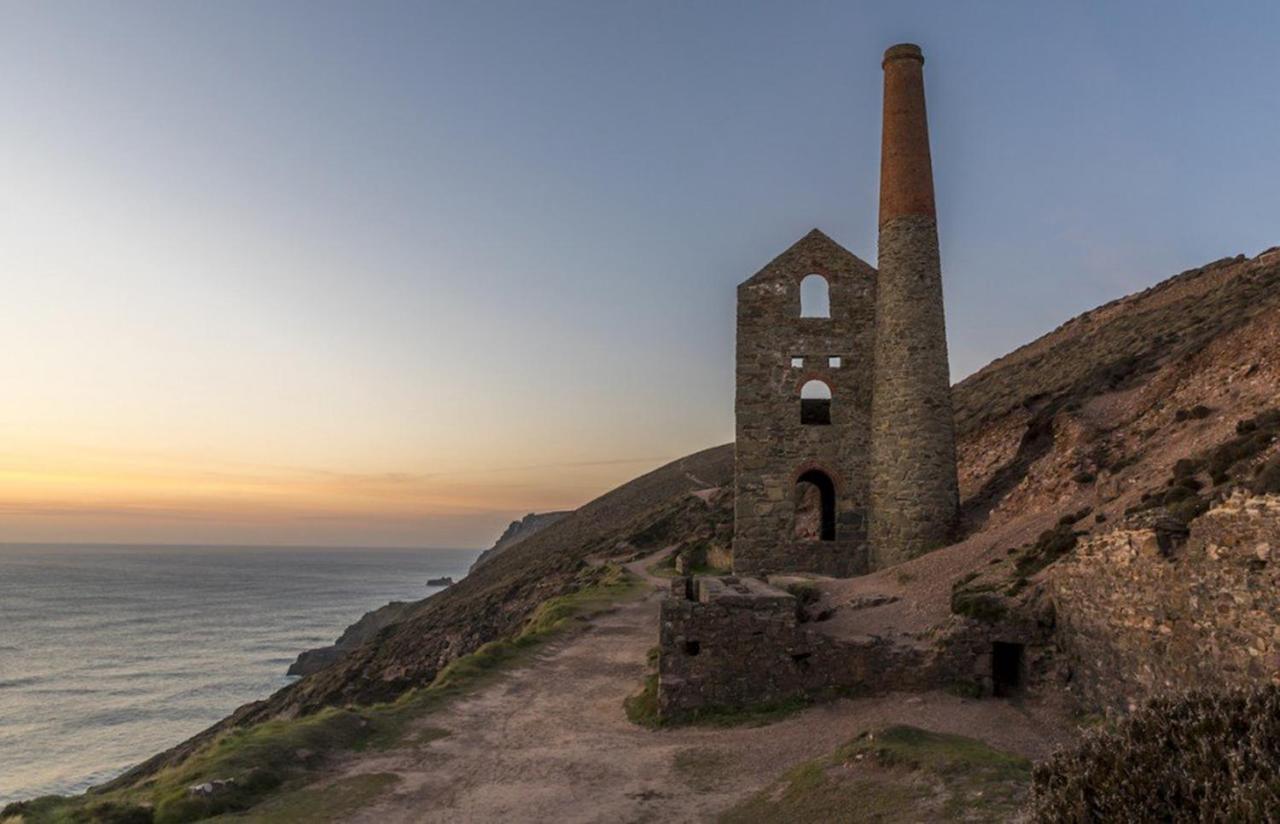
1, 1, 1278, 548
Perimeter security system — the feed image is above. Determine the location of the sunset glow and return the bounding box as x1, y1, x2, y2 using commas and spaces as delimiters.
3, 2, 1277, 547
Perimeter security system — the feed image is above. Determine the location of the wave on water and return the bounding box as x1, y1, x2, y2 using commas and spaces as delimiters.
0, 544, 479, 805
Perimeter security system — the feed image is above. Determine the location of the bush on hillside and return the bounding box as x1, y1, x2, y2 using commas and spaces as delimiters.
1030, 685, 1280, 822
1252, 454, 1280, 496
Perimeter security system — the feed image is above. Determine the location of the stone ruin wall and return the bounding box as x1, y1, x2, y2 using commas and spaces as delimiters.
657, 576, 922, 717
657, 575, 1055, 719
1049, 494, 1280, 714
733, 230, 877, 578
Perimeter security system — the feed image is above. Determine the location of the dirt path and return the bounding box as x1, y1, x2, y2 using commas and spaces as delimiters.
333, 556, 1072, 823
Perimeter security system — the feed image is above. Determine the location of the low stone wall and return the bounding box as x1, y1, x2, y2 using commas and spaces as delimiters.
1050, 494, 1280, 713
929, 604, 1057, 698
656, 576, 1018, 718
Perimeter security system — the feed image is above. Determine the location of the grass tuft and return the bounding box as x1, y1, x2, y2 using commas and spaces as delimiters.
720, 725, 1030, 823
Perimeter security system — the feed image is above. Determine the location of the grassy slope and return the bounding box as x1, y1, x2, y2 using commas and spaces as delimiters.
721, 725, 1032, 823
95, 444, 732, 791
3, 566, 644, 824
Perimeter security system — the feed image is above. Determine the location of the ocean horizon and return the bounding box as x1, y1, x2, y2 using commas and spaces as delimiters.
0, 542, 480, 805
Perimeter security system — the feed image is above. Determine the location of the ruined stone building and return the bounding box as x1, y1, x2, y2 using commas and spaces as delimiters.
660, 42, 968, 720
733, 230, 877, 578
734, 43, 959, 578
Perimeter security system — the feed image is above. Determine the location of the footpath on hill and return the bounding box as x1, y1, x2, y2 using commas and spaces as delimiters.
282, 552, 1072, 823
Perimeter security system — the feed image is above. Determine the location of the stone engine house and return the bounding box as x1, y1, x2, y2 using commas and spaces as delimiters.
732, 42, 958, 579
733, 230, 878, 578
661, 44, 996, 720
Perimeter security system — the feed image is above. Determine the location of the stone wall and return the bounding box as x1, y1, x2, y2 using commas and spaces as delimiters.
1050, 494, 1280, 713
660, 575, 1059, 716
657, 575, 1053, 719
733, 229, 877, 578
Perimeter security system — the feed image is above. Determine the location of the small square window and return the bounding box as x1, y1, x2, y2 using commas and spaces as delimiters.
828, 356, 842, 368
790, 357, 804, 368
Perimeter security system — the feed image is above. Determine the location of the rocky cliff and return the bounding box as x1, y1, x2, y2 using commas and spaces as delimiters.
284, 511, 570, 678
286, 600, 417, 677
469, 511, 570, 572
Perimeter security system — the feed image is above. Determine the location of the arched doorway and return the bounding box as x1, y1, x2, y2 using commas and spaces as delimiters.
794, 469, 836, 541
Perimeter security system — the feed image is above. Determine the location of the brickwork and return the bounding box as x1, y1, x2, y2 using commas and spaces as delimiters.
733, 230, 877, 577
868, 44, 959, 566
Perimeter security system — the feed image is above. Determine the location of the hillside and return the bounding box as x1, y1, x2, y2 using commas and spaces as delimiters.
101, 443, 734, 787
18, 245, 1280, 822
468, 510, 571, 572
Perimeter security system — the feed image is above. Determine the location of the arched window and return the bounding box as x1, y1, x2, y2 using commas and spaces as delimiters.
800, 379, 831, 425
794, 469, 836, 541
799, 274, 830, 318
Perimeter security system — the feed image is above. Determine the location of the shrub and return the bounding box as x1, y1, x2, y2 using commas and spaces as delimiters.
1174, 475, 1203, 492
0, 798, 155, 824
785, 582, 822, 622
951, 590, 1006, 623
1174, 405, 1212, 422
950, 581, 1007, 623
1057, 507, 1093, 526
1252, 455, 1280, 496
1204, 409, 1280, 483
1014, 525, 1081, 577
1030, 686, 1280, 822
1166, 494, 1210, 526
1172, 458, 1202, 479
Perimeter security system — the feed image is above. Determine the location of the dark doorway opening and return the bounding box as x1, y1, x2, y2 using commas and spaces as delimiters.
794, 469, 836, 541
683, 640, 701, 657
800, 380, 832, 425
800, 398, 831, 425
992, 642, 1024, 697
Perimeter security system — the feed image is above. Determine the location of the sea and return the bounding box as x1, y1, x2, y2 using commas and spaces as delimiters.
0, 543, 480, 805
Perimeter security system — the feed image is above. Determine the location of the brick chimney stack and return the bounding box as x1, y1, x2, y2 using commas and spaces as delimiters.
868, 43, 960, 567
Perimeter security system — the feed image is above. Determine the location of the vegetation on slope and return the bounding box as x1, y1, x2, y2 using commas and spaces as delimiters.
1031, 685, 1280, 822
954, 252, 1280, 529
953, 254, 1280, 438
90, 445, 731, 791
1, 565, 642, 824
720, 725, 1032, 823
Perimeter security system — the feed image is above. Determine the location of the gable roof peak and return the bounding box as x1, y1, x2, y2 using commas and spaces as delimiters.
740, 228, 876, 286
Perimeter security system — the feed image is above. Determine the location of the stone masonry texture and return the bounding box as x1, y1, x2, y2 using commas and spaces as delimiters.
733, 229, 876, 578
869, 44, 959, 566
656, 574, 1055, 719
1049, 494, 1280, 714
658, 576, 924, 717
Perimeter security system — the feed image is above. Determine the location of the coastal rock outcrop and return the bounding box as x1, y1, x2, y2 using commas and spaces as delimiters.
469, 511, 569, 572
286, 600, 416, 677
